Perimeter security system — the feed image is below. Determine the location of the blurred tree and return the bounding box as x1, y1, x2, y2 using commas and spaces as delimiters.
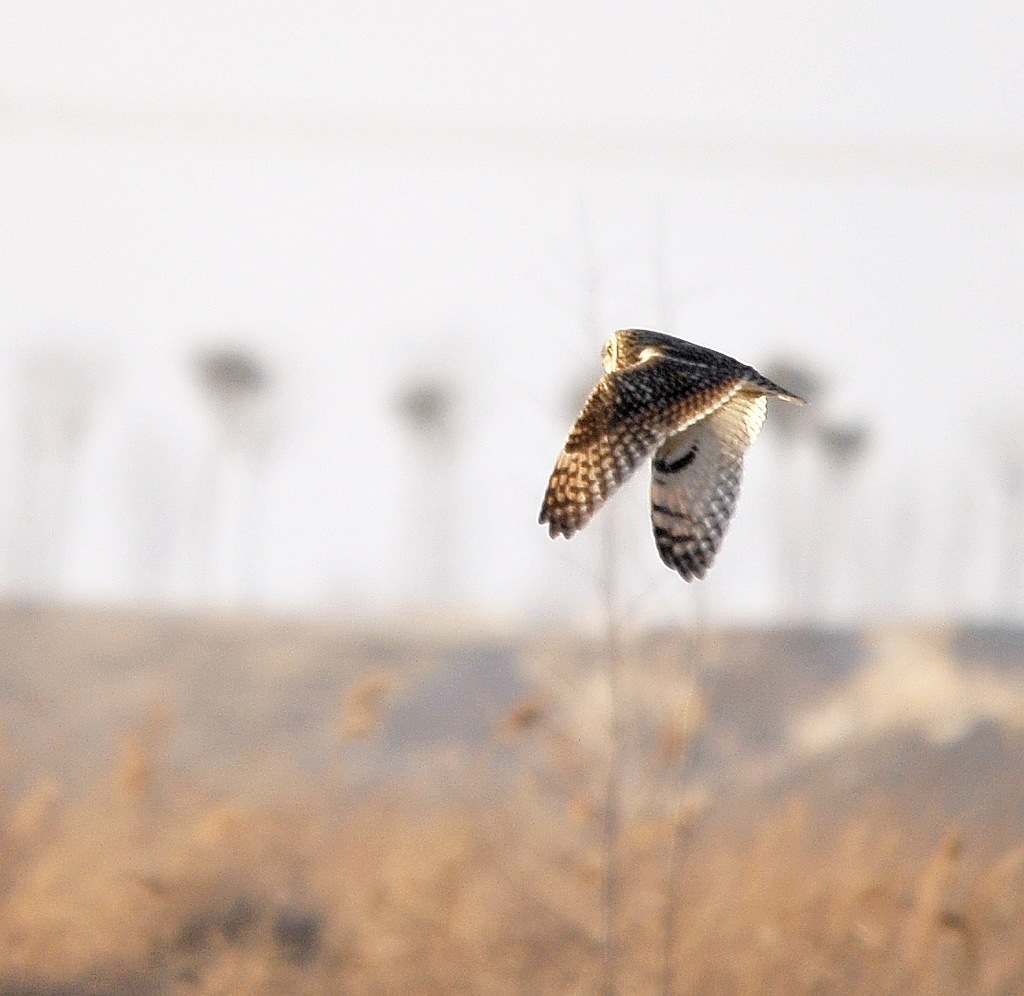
816, 421, 869, 469
193, 348, 272, 440
994, 435, 1024, 619
393, 375, 459, 604
8, 348, 108, 598
119, 430, 183, 601
761, 358, 824, 620
811, 419, 870, 620
190, 344, 276, 605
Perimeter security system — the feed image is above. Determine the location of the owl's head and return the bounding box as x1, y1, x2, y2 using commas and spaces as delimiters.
601, 329, 683, 373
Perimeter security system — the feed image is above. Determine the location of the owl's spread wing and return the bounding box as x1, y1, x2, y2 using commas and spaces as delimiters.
649, 392, 768, 581
539, 358, 744, 539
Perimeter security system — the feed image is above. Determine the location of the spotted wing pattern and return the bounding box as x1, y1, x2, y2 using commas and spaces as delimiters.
649, 392, 768, 581
539, 358, 744, 539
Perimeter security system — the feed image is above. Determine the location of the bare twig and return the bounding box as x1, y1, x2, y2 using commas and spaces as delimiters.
599, 508, 623, 996
660, 614, 705, 996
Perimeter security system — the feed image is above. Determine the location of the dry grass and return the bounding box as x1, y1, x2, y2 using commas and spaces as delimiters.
0, 743, 1023, 995
1, 610, 1022, 993
336, 672, 399, 742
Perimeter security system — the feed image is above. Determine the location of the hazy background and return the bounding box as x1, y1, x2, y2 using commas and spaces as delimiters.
3, 8, 1024, 991
0, 1, 1021, 625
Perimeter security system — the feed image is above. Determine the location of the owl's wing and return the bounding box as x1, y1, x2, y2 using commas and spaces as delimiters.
540, 358, 744, 539
649, 392, 768, 581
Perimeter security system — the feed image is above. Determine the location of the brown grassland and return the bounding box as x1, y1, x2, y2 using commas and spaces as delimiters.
0, 607, 1022, 994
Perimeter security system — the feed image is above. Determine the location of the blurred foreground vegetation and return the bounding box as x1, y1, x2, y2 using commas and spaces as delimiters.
3, 764, 1023, 994
0, 604, 1022, 994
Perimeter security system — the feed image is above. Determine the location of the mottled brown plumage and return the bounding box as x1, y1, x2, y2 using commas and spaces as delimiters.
539, 329, 804, 581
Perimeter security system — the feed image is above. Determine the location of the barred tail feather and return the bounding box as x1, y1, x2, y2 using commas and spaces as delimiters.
649, 393, 767, 582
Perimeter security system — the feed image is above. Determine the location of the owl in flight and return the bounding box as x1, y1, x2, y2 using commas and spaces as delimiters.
539, 329, 805, 582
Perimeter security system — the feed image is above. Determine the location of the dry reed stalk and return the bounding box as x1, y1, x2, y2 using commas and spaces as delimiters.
598, 510, 624, 996
659, 617, 706, 996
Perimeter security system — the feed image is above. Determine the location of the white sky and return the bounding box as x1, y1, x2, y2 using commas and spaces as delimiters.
4, 1, 1022, 137
0, 2, 1022, 623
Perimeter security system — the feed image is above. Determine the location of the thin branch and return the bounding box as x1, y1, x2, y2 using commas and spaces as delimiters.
599, 507, 623, 996
660, 612, 705, 996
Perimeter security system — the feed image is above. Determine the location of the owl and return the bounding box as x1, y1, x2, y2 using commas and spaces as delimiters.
539, 329, 805, 581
